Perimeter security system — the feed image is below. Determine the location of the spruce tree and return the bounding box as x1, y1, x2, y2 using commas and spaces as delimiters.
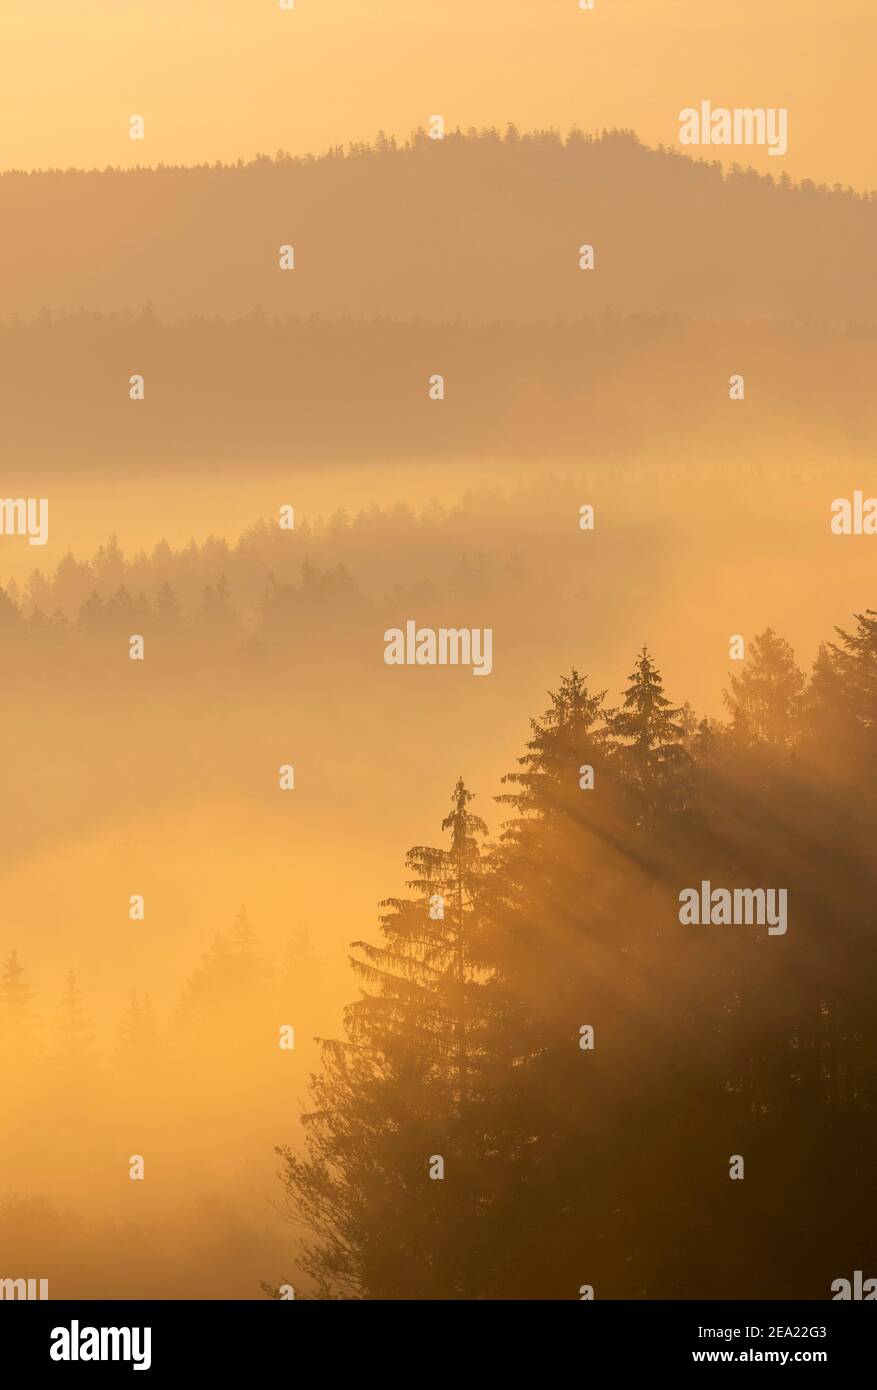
802, 641, 866, 767
283, 924, 314, 975
0, 950, 37, 1058
181, 909, 264, 1017
274, 779, 492, 1299
154, 580, 183, 627
52, 971, 97, 1075
114, 991, 160, 1074
608, 645, 689, 828
483, 661, 696, 1295
349, 777, 488, 1106
482, 670, 654, 1296
828, 608, 877, 735
174, 911, 269, 1075
229, 905, 263, 984
723, 627, 806, 746
497, 668, 608, 827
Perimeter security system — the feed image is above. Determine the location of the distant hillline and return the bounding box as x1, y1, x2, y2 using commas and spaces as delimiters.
0, 129, 874, 324
0, 126, 873, 196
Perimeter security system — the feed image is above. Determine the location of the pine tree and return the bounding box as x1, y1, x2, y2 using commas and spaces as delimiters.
93, 535, 127, 589
152, 580, 186, 661
478, 670, 646, 1296
350, 777, 488, 1105
608, 645, 689, 827
0, 950, 37, 1053
274, 779, 492, 1299
828, 609, 877, 734
0, 587, 24, 644
481, 659, 699, 1296
154, 580, 183, 626
723, 627, 806, 746
52, 971, 97, 1071
497, 668, 608, 827
229, 904, 256, 951
114, 991, 160, 1073
800, 642, 859, 759
75, 591, 106, 643
281, 925, 321, 1004
180, 909, 265, 1018
283, 924, 314, 974
173, 911, 271, 1078
196, 573, 241, 646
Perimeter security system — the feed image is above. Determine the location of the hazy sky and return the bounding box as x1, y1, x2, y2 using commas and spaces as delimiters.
0, 0, 873, 189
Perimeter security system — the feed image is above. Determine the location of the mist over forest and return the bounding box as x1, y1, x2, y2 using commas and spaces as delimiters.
2, 127, 876, 1300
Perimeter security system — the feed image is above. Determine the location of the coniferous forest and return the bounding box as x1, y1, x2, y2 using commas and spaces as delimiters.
270, 618, 877, 1299
5, 582, 875, 1297
1, 76, 876, 1311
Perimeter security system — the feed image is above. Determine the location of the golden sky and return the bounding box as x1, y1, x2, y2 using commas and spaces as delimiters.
0, 0, 873, 189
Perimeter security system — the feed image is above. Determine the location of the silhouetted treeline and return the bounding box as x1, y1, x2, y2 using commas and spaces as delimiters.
276, 616, 877, 1298
1, 130, 875, 323
0, 501, 538, 675
2, 311, 876, 471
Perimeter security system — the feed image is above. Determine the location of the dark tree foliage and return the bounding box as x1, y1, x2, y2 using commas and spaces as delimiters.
274, 780, 494, 1299
276, 626, 877, 1298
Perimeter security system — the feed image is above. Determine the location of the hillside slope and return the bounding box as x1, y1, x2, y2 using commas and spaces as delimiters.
2, 129, 874, 323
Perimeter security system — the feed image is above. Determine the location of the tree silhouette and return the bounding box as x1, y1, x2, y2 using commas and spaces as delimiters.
498, 668, 608, 826
275, 780, 493, 1298
724, 627, 806, 746
114, 991, 160, 1074
829, 609, 877, 737
0, 950, 37, 1056
272, 627, 877, 1298
608, 646, 690, 827
52, 971, 97, 1075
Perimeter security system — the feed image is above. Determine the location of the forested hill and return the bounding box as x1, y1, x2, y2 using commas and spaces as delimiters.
2, 128, 875, 323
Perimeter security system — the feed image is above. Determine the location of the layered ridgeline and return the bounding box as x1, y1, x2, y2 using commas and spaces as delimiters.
4, 129, 875, 478
2, 128, 875, 323
1, 314, 875, 471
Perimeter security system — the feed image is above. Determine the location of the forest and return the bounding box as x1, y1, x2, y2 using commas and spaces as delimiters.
1, 119, 874, 1303
1, 128, 874, 323
4, 603, 875, 1297
272, 617, 877, 1298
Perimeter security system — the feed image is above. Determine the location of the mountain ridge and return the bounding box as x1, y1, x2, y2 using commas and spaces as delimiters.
3, 128, 874, 323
